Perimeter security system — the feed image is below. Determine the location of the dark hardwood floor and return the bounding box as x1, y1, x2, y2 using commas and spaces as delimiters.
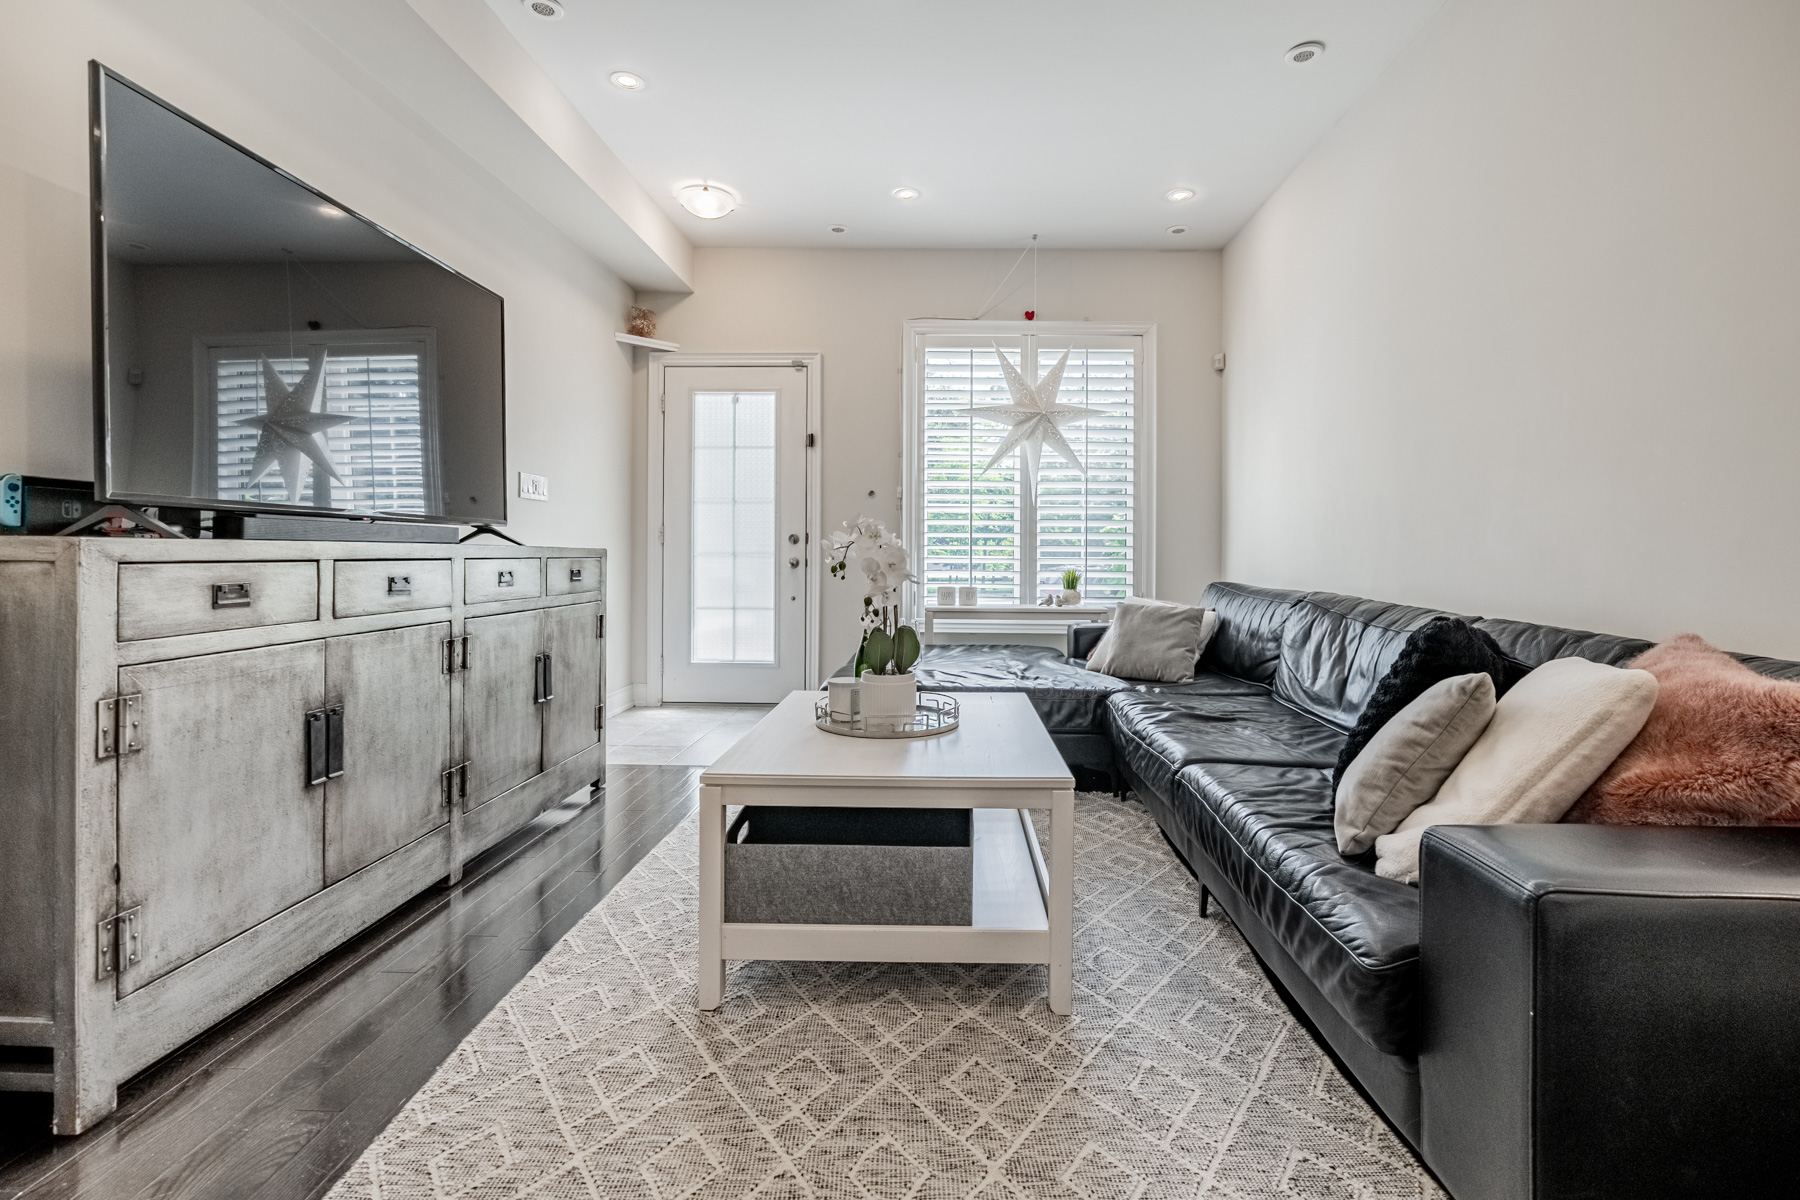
0, 763, 703, 1200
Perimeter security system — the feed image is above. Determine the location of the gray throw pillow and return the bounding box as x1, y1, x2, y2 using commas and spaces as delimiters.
1085, 598, 1217, 683
1335, 672, 1496, 856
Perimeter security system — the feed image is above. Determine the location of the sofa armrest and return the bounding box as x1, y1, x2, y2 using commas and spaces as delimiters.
1067, 622, 1109, 662
1418, 824, 1800, 1200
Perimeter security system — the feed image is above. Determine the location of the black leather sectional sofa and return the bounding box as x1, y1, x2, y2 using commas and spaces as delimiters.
895, 581, 1800, 1199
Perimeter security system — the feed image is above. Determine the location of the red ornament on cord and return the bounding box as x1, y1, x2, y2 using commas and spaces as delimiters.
1024, 310, 1035, 321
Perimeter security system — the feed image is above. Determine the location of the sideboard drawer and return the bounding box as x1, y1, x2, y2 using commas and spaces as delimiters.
547, 557, 603, 597
118, 561, 320, 641
334, 559, 453, 617
464, 557, 541, 603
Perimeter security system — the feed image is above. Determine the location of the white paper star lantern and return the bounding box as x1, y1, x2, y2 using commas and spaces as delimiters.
969, 345, 1102, 491
236, 350, 355, 502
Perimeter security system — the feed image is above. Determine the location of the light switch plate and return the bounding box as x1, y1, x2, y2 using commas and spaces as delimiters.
518, 471, 550, 502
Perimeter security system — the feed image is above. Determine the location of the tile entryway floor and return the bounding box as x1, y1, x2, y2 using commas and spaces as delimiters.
606, 703, 773, 766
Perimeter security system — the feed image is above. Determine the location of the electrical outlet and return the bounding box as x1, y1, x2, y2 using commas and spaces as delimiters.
518, 472, 550, 502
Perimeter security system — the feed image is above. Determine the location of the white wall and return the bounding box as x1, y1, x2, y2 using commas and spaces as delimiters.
1223, 0, 1800, 657
0, 0, 640, 704
637, 247, 1222, 682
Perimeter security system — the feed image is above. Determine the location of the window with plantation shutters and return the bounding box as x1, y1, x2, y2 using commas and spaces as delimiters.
905, 323, 1154, 614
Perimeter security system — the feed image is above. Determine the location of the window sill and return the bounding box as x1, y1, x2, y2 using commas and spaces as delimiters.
921, 605, 1110, 637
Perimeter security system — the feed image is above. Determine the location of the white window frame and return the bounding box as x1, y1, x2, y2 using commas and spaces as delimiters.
901, 319, 1157, 622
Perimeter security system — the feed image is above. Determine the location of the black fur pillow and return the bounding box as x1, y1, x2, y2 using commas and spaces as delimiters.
1332, 616, 1526, 792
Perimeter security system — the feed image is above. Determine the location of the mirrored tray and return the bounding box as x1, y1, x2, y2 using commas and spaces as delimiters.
814, 692, 960, 738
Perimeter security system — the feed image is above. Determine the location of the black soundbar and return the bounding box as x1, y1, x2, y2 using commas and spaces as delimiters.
212, 513, 461, 543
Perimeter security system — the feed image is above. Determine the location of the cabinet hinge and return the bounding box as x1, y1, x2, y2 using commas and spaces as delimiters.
443, 635, 469, 673
441, 761, 470, 807
97, 905, 143, 979
596, 613, 605, 639
97, 694, 144, 760
595, 703, 603, 731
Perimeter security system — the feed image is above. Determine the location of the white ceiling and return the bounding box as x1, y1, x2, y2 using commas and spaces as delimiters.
482, 0, 1444, 251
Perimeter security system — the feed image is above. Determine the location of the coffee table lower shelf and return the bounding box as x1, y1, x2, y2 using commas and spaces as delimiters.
698, 792, 1073, 1014
721, 807, 1049, 964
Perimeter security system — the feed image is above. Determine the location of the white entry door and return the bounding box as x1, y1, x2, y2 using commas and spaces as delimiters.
662, 364, 809, 702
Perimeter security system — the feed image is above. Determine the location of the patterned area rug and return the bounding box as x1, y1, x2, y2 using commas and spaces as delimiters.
328, 795, 1442, 1199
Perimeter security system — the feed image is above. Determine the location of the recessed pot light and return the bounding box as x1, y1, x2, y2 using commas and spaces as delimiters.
1166, 225, 1190, 235
1285, 41, 1325, 65
892, 187, 920, 201
521, 0, 565, 19
676, 183, 737, 219
1166, 188, 1196, 203
610, 71, 645, 91
828, 224, 847, 234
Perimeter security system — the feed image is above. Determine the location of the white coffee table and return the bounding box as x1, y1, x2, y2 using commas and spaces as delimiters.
698, 690, 1077, 1013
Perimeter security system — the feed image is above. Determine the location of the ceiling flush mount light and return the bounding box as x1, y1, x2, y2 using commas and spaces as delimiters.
676, 183, 736, 219
609, 71, 645, 91
1166, 188, 1196, 203
521, 0, 565, 18
828, 225, 847, 234
892, 187, 921, 201
1167, 225, 1190, 236
1285, 41, 1325, 65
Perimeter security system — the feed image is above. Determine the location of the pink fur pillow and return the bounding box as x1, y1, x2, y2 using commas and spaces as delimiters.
1567, 635, 1800, 825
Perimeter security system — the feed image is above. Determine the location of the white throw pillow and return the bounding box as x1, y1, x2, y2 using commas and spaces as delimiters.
1085, 598, 1217, 683
1335, 673, 1497, 856
1373, 656, 1658, 884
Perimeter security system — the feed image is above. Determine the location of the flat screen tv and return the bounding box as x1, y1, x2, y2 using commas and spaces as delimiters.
89, 63, 507, 527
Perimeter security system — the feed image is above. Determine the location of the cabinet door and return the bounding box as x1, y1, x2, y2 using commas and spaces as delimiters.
117, 642, 325, 994
542, 602, 603, 768
462, 610, 542, 810
324, 623, 452, 884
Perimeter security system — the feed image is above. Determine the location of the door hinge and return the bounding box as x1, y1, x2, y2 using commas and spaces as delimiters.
659, 391, 666, 412
97, 905, 143, 979
97, 694, 144, 760
658, 525, 665, 545
441, 761, 470, 807
595, 702, 603, 731
443, 635, 469, 673
806, 432, 815, 448
305, 704, 346, 786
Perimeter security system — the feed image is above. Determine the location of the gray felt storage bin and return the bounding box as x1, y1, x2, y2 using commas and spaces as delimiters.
723, 806, 973, 926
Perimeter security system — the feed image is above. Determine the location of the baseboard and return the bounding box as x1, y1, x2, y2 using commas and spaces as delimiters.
631, 682, 658, 708
607, 684, 636, 717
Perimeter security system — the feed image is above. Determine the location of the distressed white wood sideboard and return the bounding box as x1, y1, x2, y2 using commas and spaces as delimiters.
0, 537, 607, 1132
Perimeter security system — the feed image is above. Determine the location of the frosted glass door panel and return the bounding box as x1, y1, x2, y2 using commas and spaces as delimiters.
691, 391, 776, 663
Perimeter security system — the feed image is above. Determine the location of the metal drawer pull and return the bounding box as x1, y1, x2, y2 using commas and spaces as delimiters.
212, 582, 252, 608
568, 567, 583, 583
387, 574, 412, 596
497, 569, 515, 588
534, 652, 556, 704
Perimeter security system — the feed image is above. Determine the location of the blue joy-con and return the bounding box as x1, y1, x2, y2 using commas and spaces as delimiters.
0, 475, 23, 529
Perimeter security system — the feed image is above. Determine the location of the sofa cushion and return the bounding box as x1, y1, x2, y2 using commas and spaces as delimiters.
1199, 582, 1305, 685
875, 643, 1129, 735
1332, 616, 1523, 790
1274, 592, 1453, 732
1470, 616, 1651, 670
1107, 689, 1347, 802
1173, 762, 1422, 1055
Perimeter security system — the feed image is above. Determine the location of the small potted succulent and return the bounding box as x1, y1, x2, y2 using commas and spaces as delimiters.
827, 517, 921, 723
1060, 569, 1082, 606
